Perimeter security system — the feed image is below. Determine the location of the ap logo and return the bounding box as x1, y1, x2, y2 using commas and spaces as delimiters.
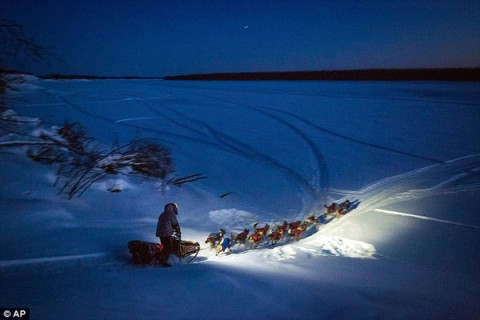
1, 309, 29, 319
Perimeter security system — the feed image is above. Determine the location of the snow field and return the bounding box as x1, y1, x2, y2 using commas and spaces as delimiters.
1, 77, 479, 319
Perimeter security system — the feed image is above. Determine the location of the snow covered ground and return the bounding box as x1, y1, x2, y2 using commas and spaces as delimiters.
1, 77, 480, 319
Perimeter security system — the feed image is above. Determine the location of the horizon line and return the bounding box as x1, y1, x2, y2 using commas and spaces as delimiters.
3, 67, 480, 81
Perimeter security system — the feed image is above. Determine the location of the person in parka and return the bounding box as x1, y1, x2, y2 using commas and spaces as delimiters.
156, 202, 181, 266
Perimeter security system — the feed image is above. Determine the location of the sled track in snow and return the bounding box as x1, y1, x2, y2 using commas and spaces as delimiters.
48, 87, 480, 220
61, 97, 248, 153
160, 83, 472, 164
156, 104, 324, 202
242, 104, 329, 196
0, 252, 107, 268
168, 92, 330, 210
347, 154, 480, 213
61, 95, 326, 209
258, 106, 442, 164
60, 90, 479, 221
187, 93, 330, 192
193, 93, 442, 164
373, 209, 480, 230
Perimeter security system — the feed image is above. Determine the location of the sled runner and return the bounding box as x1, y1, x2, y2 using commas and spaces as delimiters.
128, 235, 200, 265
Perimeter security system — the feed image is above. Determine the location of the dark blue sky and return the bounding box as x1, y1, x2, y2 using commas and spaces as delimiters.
2, 0, 480, 77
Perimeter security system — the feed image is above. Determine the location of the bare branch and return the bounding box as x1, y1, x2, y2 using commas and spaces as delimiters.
1, 107, 178, 199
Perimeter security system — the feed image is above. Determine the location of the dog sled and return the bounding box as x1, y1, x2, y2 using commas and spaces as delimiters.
128, 234, 200, 265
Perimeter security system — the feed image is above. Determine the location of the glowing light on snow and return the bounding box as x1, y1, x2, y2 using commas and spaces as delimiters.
208, 208, 258, 230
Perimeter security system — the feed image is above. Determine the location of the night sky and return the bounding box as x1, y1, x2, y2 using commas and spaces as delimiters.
2, 0, 480, 77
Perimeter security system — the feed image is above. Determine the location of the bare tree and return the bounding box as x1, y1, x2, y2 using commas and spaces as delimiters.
0, 20, 46, 66
26, 122, 175, 199
1, 19, 50, 108
0, 22, 181, 199
0, 107, 175, 199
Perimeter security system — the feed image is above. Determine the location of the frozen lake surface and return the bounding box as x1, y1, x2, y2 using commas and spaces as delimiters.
1, 78, 480, 319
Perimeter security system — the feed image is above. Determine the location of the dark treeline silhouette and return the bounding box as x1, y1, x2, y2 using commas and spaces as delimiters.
163, 68, 480, 81
41, 74, 163, 80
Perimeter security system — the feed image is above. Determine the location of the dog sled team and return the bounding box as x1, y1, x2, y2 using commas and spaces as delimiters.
206, 199, 358, 256
128, 199, 358, 265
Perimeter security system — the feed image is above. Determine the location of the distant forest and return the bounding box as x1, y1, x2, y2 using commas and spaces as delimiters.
39, 74, 163, 80
163, 68, 480, 81
9, 68, 477, 81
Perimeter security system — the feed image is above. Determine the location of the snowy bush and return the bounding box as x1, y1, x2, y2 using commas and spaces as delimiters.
0, 110, 174, 199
